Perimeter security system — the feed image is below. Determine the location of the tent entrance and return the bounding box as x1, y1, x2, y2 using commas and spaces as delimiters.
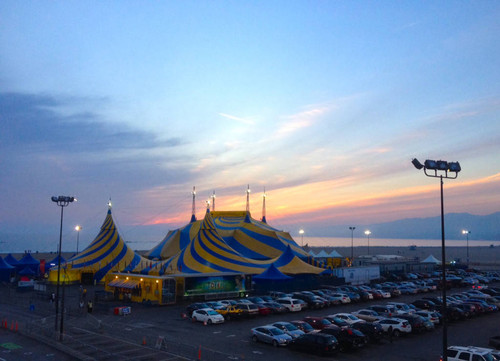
81, 272, 94, 285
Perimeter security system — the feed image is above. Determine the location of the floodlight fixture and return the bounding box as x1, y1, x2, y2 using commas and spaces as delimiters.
448, 162, 461, 173
436, 160, 448, 171
424, 159, 438, 170
411, 158, 424, 170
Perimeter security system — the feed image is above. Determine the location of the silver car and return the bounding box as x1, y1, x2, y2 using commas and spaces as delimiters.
271, 321, 305, 339
251, 325, 292, 346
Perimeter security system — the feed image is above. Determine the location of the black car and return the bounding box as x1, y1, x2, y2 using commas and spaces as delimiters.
186, 302, 210, 317
323, 315, 349, 328
351, 322, 384, 342
292, 293, 324, 309
289, 333, 339, 356
396, 314, 429, 333
444, 306, 467, 321
263, 301, 287, 314
411, 299, 437, 310
319, 326, 367, 352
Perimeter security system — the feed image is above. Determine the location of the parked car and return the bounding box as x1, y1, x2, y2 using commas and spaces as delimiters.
292, 293, 324, 309
323, 315, 349, 328
290, 320, 316, 334
415, 310, 441, 325
276, 297, 303, 312
330, 293, 351, 304
368, 304, 397, 317
396, 314, 433, 333
288, 333, 339, 356
186, 302, 210, 317
319, 325, 368, 351
374, 318, 412, 337
250, 325, 292, 347
256, 304, 272, 316
411, 299, 437, 310
352, 309, 381, 322
247, 296, 266, 304
271, 321, 305, 339
205, 301, 226, 310
332, 313, 365, 325
191, 308, 225, 325
302, 316, 333, 330
444, 345, 497, 361
215, 305, 244, 320
236, 303, 259, 317
351, 321, 384, 343
262, 301, 287, 314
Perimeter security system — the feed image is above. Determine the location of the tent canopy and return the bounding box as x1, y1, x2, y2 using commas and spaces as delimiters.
422, 254, 441, 264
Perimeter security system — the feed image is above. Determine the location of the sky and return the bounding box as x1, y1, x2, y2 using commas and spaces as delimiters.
1, 1, 499, 252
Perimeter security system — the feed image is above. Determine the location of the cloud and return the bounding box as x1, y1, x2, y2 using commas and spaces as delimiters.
218, 112, 255, 125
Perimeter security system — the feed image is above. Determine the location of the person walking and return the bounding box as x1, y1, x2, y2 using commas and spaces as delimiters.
87, 300, 93, 313
388, 325, 393, 343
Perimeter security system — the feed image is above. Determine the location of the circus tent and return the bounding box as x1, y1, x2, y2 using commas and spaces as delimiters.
145, 211, 308, 261
48, 206, 150, 283
140, 211, 327, 277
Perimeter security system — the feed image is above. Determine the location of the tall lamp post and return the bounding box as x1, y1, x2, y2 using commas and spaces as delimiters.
349, 226, 356, 265
51, 196, 76, 341
75, 225, 82, 254
299, 229, 305, 247
412, 158, 461, 361
462, 230, 471, 268
365, 230, 371, 255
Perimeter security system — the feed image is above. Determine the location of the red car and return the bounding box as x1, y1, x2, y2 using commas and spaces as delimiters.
257, 304, 272, 316
302, 316, 333, 330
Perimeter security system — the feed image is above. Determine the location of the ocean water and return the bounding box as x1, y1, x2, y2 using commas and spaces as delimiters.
303, 237, 500, 248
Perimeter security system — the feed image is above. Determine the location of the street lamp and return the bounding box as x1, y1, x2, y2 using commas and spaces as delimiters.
462, 230, 471, 268
365, 230, 371, 255
75, 225, 82, 254
299, 229, 305, 247
412, 158, 461, 361
51, 196, 76, 341
349, 227, 356, 265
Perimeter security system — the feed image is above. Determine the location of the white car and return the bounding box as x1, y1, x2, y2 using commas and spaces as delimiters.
332, 313, 365, 325
374, 318, 412, 337
351, 309, 381, 322
330, 293, 351, 304
276, 297, 303, 312
191, 308, 225, 325
445, 346, 497, 361
388, 302, 416, 314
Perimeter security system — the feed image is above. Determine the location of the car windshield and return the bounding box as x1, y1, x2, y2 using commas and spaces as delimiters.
347, 315, 358, 320
284, 323, 298, 331
269, 328, 285, 336
321, 319, 332, 325
207, 310, 219, 315
484, 354, 495, 361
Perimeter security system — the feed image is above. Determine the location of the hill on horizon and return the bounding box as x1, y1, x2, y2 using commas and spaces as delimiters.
310, 212, 500, 241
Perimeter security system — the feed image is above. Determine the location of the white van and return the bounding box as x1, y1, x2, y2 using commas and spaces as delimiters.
276, 297, 303, 312
443, 346, 496, 361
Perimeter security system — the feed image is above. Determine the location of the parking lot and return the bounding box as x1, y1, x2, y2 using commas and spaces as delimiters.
2, 283, 500, 361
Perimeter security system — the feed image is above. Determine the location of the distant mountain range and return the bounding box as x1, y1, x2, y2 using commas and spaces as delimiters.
312, 212, 500, 241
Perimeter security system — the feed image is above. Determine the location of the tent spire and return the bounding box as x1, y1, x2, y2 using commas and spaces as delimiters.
211, 190, 216, 212
190, 186, 197, 223
261, 187, 267, 223
246, 184, 251, 212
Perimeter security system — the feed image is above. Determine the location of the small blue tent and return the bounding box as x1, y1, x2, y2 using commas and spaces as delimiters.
4, 254, 19, 267
0, 257, 15, 282
17, 253, 40, 275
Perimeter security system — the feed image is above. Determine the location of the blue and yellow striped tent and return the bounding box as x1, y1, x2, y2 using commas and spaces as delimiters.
146, 211, 309, 261
141, 211, 326, 276
48, 207, 149, 283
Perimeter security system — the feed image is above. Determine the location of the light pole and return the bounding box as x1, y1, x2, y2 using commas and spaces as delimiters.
365, 230, 371, 255
51, 196, 76, 341
299, 229, 305, 247
75, 225, 82, 254
349, 226, 356, 265
412, 158, 461, 361
462, 230, 471, 268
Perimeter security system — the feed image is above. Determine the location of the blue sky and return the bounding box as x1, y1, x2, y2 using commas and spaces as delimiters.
1, 1, 499, 252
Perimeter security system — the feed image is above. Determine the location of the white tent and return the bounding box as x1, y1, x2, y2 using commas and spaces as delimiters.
308, 250, 316, 257
422, 254, 441, 264
314, 250, 330, 258
328, 250, 343, 258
